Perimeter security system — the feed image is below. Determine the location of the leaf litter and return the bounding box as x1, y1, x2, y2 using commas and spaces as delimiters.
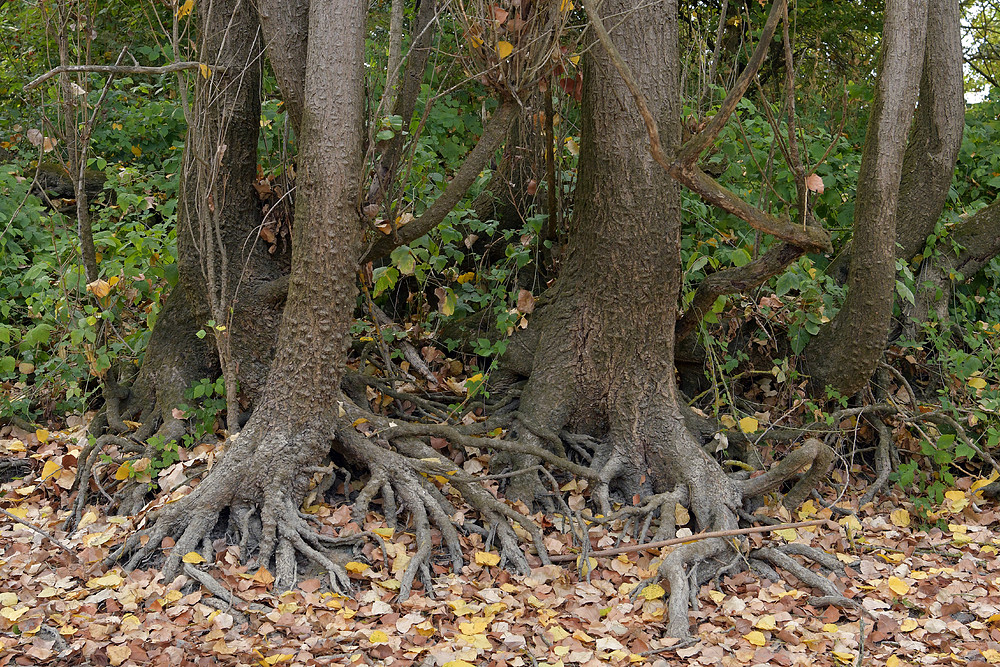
2, 420, 1000, 667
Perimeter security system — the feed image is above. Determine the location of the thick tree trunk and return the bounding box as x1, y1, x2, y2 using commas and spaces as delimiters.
507, 0, 743, 637
803, 0, 928, 397
126, 0, 284, 441
121, 0, 372, 589
894, 0, 964, 264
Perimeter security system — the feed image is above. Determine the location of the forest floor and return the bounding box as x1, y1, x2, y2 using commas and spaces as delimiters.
1, 418, 999, 667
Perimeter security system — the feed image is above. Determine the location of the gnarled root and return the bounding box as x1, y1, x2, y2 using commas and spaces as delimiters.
108, 419, 361, 594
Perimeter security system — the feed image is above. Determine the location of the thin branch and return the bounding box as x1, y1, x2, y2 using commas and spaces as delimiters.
26, 62, 209, 90
579, 0, 831, 252
0, 507, 80, 560
549, 519, 836, 563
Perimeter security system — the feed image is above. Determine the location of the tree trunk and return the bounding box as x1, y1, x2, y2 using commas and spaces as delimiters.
125, 0, 284, 443
803, 0, 928, 397
894, 0, 964, 264
505, 0, 745, 637
910, 199, 1000, 324
122, 0, 375, 588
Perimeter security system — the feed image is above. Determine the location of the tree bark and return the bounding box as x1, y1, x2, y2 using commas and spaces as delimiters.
910, 199, 1000, 324
124, 0, 369, 587
508, 0, 743, 637
127, 0, 282, 438
803, 0, 929, 397
894, 0, 964, 264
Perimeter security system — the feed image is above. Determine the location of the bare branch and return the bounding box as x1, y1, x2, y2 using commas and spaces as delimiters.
579, 0, 831, 253
549, 519, 836, 562
26, 62, 209, 90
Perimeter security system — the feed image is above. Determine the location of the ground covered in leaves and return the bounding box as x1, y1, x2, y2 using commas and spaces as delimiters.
2, 420, 1000, 667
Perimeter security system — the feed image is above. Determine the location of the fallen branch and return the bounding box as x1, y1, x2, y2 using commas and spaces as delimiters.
0, 507, 80, 560
549, 518, 837, 562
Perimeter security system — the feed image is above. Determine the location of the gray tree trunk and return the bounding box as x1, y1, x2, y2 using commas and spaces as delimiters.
894, 0, 964, 264
804, 0, 929, 397
128, 0, 284, 441
129, 0, 370, 586
507, 0, 742, 636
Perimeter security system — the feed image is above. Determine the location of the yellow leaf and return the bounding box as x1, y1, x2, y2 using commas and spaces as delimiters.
822, 623, 839, 632
263, 654, 293, 665
40, 459, 61, 482
114, 462, 132, 480
708, 590, 725, 603
0, 592, 17, 606
774, 528, 797, 541
351, 417, 369, 428
888, 576, 910, 596
199, 63, 212, 79
456, 271, 476, 284
832, 651, 855, 664
87, 279, 111, 298
177, 0, 194, 18
886, 656, 902, 667
738, 416, 759, 433
496, 41, 514, 59
5, 507, 28, 519
415, 620, 435, 636
839, 515, 862, 532
108, 276, 120, 287
459, 617, 490, 635
345, 561, 368, 574
754, 615, 777, 630
182, 551, 206, 564
373, 526, 394, 538
369, 630, 388, 643
442, 661, 476, 667
640, 584, 665, 600
86, 572, 124, 589
35, 429, 49, 443
969, 376, 987, 389
131, 145, 143, 158
889, 509, 910, 527
475, 551, 500, 566
576, 555, 597, 576
743, 630, 766, 646
944, 489, 965, 502
0, 606, 28, 621
796, 499, 817, 520
560, 0, 575, 10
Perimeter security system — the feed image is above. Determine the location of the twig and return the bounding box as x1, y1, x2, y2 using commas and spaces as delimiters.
0, 507, 80, 559
549, 518, 836, 562
26, 62, 210, 90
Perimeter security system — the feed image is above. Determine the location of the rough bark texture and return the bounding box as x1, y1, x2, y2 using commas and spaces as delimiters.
124, 0, 369, 587
508, 0, 742, 636
894, 0, 964, 263
803, 0, 928, 397
129, 0, 284, 437
258, 0, 309, 136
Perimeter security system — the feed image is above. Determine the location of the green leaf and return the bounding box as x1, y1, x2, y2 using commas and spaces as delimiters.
730, 248, 752, 267
376, 129, 394, 141
895, 280, 915, 305
391, 245, 416, 275
775, 272, 798, 296
21, 323, 53, 348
